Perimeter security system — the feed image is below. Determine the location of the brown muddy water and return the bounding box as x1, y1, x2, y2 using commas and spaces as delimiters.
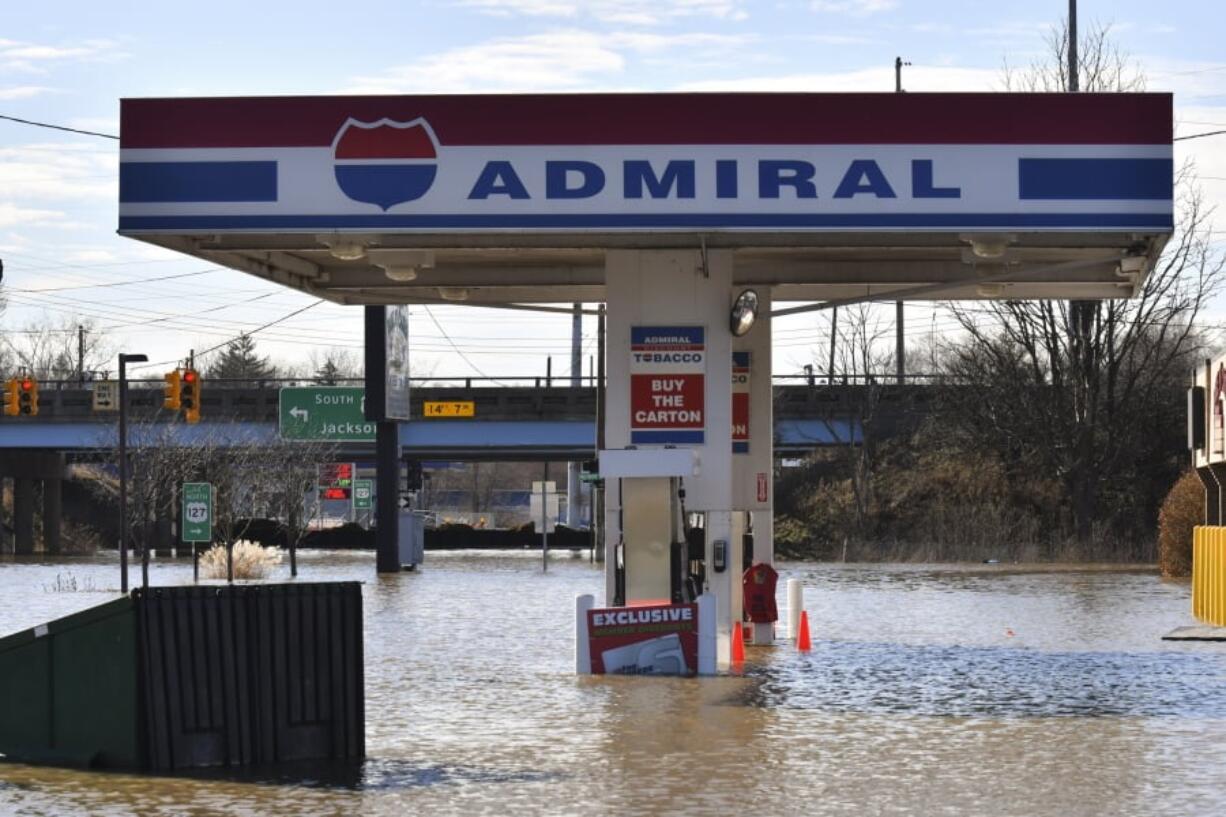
0, 552, 1223, 816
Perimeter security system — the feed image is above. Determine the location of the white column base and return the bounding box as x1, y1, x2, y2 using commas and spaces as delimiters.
575, 593, 594, 674
787, 578, 803, 640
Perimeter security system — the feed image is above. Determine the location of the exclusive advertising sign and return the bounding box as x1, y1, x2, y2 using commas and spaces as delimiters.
118, 94, 1173, 237
587, 603, 699, 676
732, 351, 750, 454
630, 326, 705, 445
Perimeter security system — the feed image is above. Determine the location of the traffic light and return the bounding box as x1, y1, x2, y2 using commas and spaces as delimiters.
405, 460, 423, 491
18, 377, 38, 416
163, 369, 182, 411
3, 379, 18, 416
182, 368, 201, 424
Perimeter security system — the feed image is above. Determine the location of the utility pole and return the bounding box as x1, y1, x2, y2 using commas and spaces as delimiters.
1068, 0, 1078, 92
827, 307, 838, 383
894, 56, 911, 93
77, 326, 85, 384
567, 302, 582, 528
895, 56, 911, 384
118, 352, 148, 594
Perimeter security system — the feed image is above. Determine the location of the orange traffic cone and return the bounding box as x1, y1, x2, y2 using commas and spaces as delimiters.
797, 610, 811, 652
731, 621, 745, 664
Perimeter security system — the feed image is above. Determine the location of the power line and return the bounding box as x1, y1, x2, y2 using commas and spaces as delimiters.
9, 269, 219, 293
128, 300, 326, 370
421, 305, 504, 384
0, 113, 118, 140
1175, 129, 1226, 142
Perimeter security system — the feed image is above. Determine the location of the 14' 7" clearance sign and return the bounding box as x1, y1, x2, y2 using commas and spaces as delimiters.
630, 326, 705, 445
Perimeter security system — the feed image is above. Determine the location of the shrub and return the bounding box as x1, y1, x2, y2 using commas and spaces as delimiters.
198, 540, 281, 580
1157, 470, 1203, 578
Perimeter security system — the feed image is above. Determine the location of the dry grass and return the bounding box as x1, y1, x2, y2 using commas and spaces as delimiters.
198, 540, 281, 580
1158, 470, 1203, 578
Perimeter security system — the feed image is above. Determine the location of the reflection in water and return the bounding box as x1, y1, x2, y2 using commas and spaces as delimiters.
0, 552, 1224, 816
748, 641, 1226, 718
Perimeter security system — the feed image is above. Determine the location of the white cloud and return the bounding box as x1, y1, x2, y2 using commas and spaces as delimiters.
346, 29, 625, 93
0, 38, 127, 73
459, 0, 747, 25
65, 249, 119, 264
0, 143, 118, 202
675, 63, 996, 92
0, 202, 65, 228
346, 26, 758, 94
810, 0, 897, 15
0, 85, 54, 100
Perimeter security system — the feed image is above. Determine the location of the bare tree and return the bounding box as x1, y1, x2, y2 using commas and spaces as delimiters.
932, 18, 1224, 549
943, 179, 1223, 546
1002, 18, 1145, 94
1, 316, 114, 382
805, 304, 895, 539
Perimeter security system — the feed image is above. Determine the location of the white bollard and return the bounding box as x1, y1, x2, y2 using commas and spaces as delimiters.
787, 579, 803, 640
575, 594, 594, 674
697, 593, 717, 676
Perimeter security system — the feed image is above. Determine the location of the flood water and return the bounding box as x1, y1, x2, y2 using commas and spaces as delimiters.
1, 551, 1224, 816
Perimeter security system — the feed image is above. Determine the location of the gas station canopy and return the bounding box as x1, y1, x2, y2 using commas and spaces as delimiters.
118, 92, 1173, 306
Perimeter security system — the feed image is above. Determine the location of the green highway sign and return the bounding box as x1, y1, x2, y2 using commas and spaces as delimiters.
181, 482, 213, 543
279, 387, 376, 441
353, 479, 373, 510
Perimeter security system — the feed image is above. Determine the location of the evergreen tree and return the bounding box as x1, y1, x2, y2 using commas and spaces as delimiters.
206, 334, 276, 382
315, 357, 342, 385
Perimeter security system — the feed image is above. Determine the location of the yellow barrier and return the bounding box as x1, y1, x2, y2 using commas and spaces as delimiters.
1193, 526, 1226, 627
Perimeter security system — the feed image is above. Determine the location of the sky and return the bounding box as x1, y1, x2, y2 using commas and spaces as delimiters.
1, 0, 1224, 381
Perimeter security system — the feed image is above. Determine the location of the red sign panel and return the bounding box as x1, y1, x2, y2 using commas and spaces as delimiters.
630, 326, 705, 445
732, 351, 750, 453
587, 603, 698, 676
320, 487, 351, 500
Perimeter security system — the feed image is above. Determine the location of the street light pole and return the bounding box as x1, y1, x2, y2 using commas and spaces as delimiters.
118, 352, 148, 594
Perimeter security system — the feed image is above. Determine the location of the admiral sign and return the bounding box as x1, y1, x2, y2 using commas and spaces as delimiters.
116, 94, 1173, 237
630, 326, 705, 445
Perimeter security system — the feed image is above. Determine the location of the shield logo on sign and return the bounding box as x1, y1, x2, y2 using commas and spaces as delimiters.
332, 117, 439, 211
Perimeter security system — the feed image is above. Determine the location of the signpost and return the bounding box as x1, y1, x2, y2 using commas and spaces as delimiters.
423, 401, 475, 418
354, 479, 373, 511
92, 380, 118, 412
182, 483, 213, 542
182, 482, 212, 583
279, 387, 376, 441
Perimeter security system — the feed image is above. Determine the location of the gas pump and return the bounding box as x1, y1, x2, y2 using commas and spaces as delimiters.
611, 475, 697, 606
578, 449, 721, 675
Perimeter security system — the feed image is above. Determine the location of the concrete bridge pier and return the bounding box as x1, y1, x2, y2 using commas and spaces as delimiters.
14, 478, 35, 555
0, 452, 67, 555
42, 477, 62, 555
